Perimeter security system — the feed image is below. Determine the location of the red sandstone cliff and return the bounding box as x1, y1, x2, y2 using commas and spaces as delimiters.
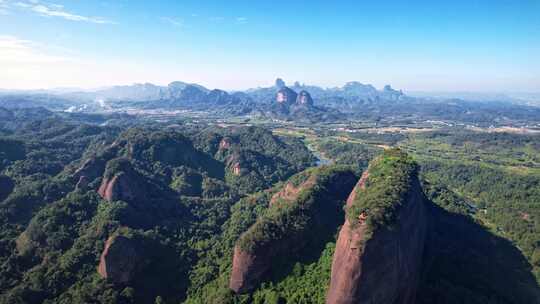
326, 173, 426, 304
229, 241, 284, 293
229, 168, 357, 294
98, 172, 141, 202
296, 90, 314, 106
276, 87, 298, 105
269, 174, 316, 206
97, 159, 147, 202
98, 235, 142, 283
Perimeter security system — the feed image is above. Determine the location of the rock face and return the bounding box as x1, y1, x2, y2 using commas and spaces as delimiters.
229, 245, 273, 293
276, 87, 298, 105
296, 90, 314, 106
72, 144, 121, 188
231, 163, 242, 176
229, 167, 357, 293
98, 173, 139, 202
74, 157, 107, 181
269, 174, 316, 206
98, 159, 146, 202
219, 137, 232, 150
326, 168, 426, 304
382, 84, 404, 101
98, 235, 142, 283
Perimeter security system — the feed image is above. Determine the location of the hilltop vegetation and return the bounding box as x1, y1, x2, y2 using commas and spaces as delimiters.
0, 113, 316, 303
0, 108, 539, 303
347, 148, 418, 233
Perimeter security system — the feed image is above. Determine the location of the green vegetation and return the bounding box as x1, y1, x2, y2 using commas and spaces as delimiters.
320, 128, 540, 284
238, 166, 355, 252
250, 242, 336, 304
184, 166, 356, 304
419, 159, 540, 281
404, 130, 540, 171
315, 140, 381, 174
0, 114, 317, 303
347, 148, 418, 233
181, 189, 276, 304
1, 108, 540, 303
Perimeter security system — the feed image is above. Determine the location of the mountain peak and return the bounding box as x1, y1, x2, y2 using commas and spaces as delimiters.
296, 90, 314, 106
275, 78, 286, 89
276, 86, 298, 104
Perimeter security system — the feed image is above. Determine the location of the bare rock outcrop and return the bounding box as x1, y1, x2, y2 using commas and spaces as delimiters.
269, 174, 316, 206
296, 90, 314, 106
98, 235, 142, 283
219, 137, 232, 150
229, 167, 357, 293
98, 158, 147, 202
276, 87, 298, 105
225, 154, 243, 176
231, 163, 242, 176
326, 151, 426, 304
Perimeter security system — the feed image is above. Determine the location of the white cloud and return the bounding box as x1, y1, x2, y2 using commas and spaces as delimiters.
0, 0, 9, 14
0, 35, 82, 89
0, 35, 188, 90
236, 17, 248, 24
0, 35, 73, 64
12, 0, 115, 24
161, 17, 184, 27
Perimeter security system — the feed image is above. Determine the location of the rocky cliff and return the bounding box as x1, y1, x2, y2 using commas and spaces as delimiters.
326, 150, 426, 304
73, 157, 107, 182
269, 174, 316, 206
98, 234, 143, 283
229, 167, 357, 293
276, 87, 298, 105
296, 90, 314, 106
97, 158, 147, 202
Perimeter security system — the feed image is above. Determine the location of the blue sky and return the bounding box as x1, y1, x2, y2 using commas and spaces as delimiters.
0, 0, 539, 92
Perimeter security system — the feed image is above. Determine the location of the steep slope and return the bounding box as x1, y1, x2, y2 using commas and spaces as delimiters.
326, 149, 426, 304
0, 120, 322, 304
98, 234, 143, 283
267, 85, 342, 122
0, 175, 14, 202
229, 166, 357, 293
194, 126, 316, 193
418, 186, 540, 304
97, 158, 148, 202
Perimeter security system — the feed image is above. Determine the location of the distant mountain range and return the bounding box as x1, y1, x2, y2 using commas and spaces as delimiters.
0, 78, 408, 122
0, 78, 406, 104
1, 78, 540, 125
410, 91, 540, 107
1, 79, 538, 107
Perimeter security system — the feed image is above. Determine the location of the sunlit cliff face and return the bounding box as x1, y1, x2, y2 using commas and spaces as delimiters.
276, 91, 288, 103
296, 90, 313, 105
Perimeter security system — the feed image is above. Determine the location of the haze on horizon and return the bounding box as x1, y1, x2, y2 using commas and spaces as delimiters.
0, 0, 539, 93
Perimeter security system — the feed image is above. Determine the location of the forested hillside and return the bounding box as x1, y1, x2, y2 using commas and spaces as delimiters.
1, 110, 539, 304
0, 113, 316, 303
